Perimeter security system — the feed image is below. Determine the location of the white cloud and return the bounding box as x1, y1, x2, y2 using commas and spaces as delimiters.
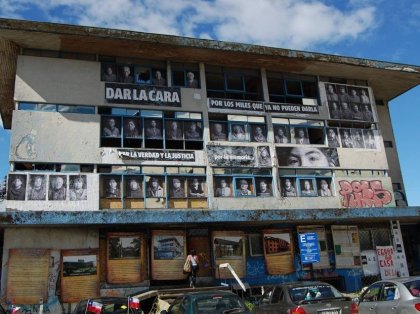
0, 0, 377, 50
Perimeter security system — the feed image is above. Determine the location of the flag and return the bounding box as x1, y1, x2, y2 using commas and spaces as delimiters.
86, 300, 103, 314
11, 306, 21, 314
128, 296, 140, 309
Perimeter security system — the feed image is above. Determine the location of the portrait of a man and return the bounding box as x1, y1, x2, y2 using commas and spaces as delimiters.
49, 175, 67, 201
170, 177, 185, 198
125, 177, 143, 198
145, 119, 162, 139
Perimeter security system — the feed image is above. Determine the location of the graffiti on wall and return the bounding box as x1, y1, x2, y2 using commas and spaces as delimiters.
339, 180, 392, 208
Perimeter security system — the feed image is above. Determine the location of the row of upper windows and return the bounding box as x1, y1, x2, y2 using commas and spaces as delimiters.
6, 170, 333, 202
7, 166, 389, 202
17, 103, 379, 150
22, 49, 371, 104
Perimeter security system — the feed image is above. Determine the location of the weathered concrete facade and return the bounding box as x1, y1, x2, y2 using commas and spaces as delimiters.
0, 18, 419, 312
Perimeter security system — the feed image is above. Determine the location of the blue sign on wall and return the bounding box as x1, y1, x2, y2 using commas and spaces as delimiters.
298, 233, 320, 264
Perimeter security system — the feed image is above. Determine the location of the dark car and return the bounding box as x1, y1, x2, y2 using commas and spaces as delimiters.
358, 276, 420, 314
161, 290, 251, 314
73, 296, 143, 314
252, 281, 358, 314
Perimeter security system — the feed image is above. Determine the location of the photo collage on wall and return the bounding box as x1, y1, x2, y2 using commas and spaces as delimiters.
325, 83, 375, 122
327, 128, 378, 149
7, 174, 88, 201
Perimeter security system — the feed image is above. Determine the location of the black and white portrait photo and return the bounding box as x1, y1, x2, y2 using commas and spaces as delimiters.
281, 178, 297, 197
340, 129, 354, 148
210, 123, 227, 141
166, 120, 183, 140
257, 146, 271, 167
69, 175, 87, 201
293, 127, 309, 144
28, 174, 47, 201
328, 101, 341, 119
274, 125, 290, 144
125, 176, 143, 198
318, 178, 332, 197
326, 128, 340, 148
124, 118, 141, 138
337, 85, 349, 103
252, 125, 267, 142
363, 130, 377, 149
351, 129, 364, 148
7, 174, 27, 200
147, 177, 164, 197
102, 116, 121, 137
236, 178, 253, 197
362, 103, 374, 122
277, 147, 340, 168
348, 87, 361, 104
104, 176, 120, 198
170, 177, 185, 198
27, 174, 46, 201
300, 179, 316, 197
230, 124, 247, 141
188, 178, 205, 198
49, 175, 67, 201
101, 64, 117, 82
325, 84, 339, 102
152, 70, 166, 86
184, 121, 202, 140
145, 119, 162, 139
360, 88, 370, 104
351, 103, 363, 120
215, 178, 232, 197
186, 71, 199, 88
119, 65, 134, 83
256, 178, 272, 197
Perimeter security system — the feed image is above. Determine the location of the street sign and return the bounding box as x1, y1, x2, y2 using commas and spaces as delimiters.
298, 233, 320, 264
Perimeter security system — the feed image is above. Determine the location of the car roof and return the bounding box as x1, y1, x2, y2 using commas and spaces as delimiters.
79, 296, 130, 303
184, 290, 239, 297
275, 281, 335, 288
372, 276, 420, 284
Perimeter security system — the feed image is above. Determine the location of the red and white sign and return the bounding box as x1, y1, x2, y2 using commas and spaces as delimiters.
376, 246, 398, 279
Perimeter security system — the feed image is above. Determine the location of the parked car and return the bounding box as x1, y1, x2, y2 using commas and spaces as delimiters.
73, 296, 143, 314
161, 290, 252, 314
252, 281, 358, 314
357, 276, 420, 314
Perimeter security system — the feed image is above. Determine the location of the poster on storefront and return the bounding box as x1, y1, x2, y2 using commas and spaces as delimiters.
376, 246, 398, 280
297, 225, 330, 269
262, 229, 294, 275
361, 250, 380, 276
331, 225, 362, 268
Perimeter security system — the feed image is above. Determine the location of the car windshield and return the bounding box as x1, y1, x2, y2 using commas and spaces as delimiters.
289, 285, 343, 302
194, 295, 247, 313
404, 279, 420, 297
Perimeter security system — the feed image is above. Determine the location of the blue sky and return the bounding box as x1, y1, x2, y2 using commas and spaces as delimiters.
0, 0, 419, 205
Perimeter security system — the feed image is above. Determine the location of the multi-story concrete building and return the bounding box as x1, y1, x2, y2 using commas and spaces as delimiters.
0, 18, 419, 311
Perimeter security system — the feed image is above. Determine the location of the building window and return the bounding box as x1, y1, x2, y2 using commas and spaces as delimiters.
248, 234, 263, 256
384, 141, 393, 148
171, 62, 200, 88
279, 169, 333, 198
206, 66, 262, 101
99, 166, 207, 209
267, 72, 317, 105
209, 114, 267, 143
213, 168, 272, 198
392, 183, 402, 191
272, 118, 324, 145
100, 60, 167, 85
99, 109, 203, 150
359, 228, 391, 251
18, 102, 95, 114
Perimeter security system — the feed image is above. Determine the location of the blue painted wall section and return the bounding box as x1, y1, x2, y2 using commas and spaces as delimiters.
0, 207, 419, 226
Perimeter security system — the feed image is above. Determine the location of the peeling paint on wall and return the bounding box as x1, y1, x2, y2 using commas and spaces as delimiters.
339, 180, 392, 208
